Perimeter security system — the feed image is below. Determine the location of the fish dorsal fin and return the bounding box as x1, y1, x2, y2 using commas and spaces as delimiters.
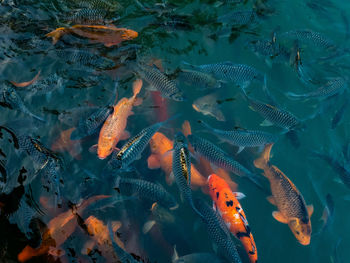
221, 61, 234, 65
234, 126, 247, 131
272, 211, 288, 224
266, 104, 277, 110
307, 205, 314, 217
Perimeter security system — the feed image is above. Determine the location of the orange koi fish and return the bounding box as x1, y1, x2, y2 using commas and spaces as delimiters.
82, 216, 125, 262
51, 128, 82, 160
10, 70, 41, 87
97, 79, 143, 159
147, 132, 207, 188
254, 144, 313, 245
46, 25, 138, 47
18, 195, 110, 262
208, 174, 257, 263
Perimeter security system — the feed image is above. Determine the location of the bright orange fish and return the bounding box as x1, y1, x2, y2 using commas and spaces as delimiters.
147, 132, 207, 188
82, 215, 125, 262
97, 79, 143, 159
46, 25, 138, 47
208, 174, 258, 263
18, 195, 110, 262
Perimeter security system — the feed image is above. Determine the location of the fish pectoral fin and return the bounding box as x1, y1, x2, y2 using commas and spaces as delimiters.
212, 201, 217, 211
307, 205, 314, 217
147, 154, 161, 169
234, 192, 246, 200
272, 211, 288, 224
267, 196, 277, 206
260, 119, 274, 127
88, 144, 98, 153
150, 202, 158, 211
142, 220, 156, 234
120, 130, 130, 141
236, 146, 245, 154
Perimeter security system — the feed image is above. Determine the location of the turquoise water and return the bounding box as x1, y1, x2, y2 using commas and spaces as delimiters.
0, 0, 349, 262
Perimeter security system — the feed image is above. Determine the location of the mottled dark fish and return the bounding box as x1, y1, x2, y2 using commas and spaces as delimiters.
281, 29, 336, 50
70, 105, 113, 140
287, 77, 347, 100
55, 49, 115, 69
76, 0, 122, 11
107, 116, 177, 170
311, 151, 350, 190
248, 38, 290, 64
200, 120, 278, 153
193, 198, 242, 263
67, 8, 108, 25
183, 61, 266, 89
114, 177, 178, 210
218, 10, 259, 27
107, 221, 138, 263
0, 85, 45, 122
188, 134, 263, 188
172, 132, 202, 217
24, 73, 65, 102
8, 196, 40, 246
133, 63, 185, 101
243, 90, 302, 130
179, 69, 223, 90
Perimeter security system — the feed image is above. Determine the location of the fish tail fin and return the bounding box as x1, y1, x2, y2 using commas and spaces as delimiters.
254, 143, 273, 170
180, 61, 196, 69
182, 120, 192, 137
46, 28, 67, 44
132, 79, 143, 96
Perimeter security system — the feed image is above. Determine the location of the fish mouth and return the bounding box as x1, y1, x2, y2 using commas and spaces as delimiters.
298, 238, 311, 246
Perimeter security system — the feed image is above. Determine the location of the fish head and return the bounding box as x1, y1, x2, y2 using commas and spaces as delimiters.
207, 174, 227, 199
288, 217, 312, 245
174, 132, 187, 146
97, 141, 114, 160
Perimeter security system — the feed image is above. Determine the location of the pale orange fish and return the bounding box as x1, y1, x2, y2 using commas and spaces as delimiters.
18, 195, 111, 262
10, 70, 41, 87
82, 215, 125, 263
147, 132, 207, 188
51, 128, 82, 160
46, 25, 138, 47
97, 79, 143, 159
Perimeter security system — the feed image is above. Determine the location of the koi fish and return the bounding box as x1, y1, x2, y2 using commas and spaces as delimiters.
172, 132, 202, 217
18, 195, 110, 262
193, 198, 242, 263
106, 115, 178, 170
82, 215, 125, 262
147, 132, 207, 188
208, 174, 258, 263
97, 79, 143, 159
46, 25, 138, 47
254, 144, 313, 245
200, 120, 278, 153
114, 176, 178, 210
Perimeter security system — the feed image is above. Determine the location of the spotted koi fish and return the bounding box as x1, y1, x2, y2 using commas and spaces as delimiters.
208, 174, 258, 263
